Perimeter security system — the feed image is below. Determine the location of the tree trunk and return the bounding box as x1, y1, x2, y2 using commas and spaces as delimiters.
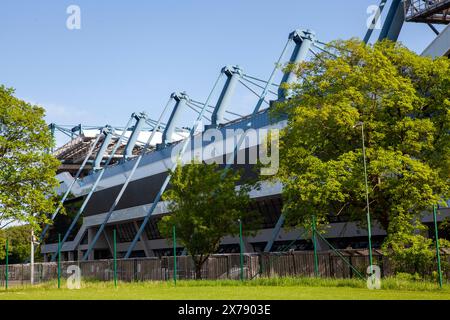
195, 264, 202, 280
193, 255, 209, 280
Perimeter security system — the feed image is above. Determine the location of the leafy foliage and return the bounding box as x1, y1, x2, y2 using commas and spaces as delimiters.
272, 40, 450, 233
158, 163, 260, 279
382, 213, 450, 277
382, 213, 435, 276
44, 195, 83, 243
0, 225, 41, 263
0, 85, 60, 230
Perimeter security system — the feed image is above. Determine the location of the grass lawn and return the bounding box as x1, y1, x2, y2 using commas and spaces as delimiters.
0, 277, 449, 300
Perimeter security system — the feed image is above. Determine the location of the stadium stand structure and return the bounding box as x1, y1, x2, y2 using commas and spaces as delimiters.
41, 0, 450, 262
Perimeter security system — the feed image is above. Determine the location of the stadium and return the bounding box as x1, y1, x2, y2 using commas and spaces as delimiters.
38, 0, 450, 264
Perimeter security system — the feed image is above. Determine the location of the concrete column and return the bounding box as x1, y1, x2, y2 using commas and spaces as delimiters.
133, 221, 155, 257
87, 227, 96, 260
102, 228, 114, 256
242, 237, 254, 253
68, 251, 74, 262
316, 236, 328, 251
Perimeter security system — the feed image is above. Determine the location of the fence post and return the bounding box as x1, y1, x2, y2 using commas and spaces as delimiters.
173, 225, 177, 286
134, 259, 138, 282
349, 255, 353, 279
227, 255, 230, 279
239, 219, 244, 281
57, 233, 61, 289
31, 229, 34, 286
160, 257, 164, 281
292, 252, 297, 275
312, 215, 319, 277
113, 229, 117, 288
329, 252, 333, 278
5, 238, 8, 290
258, 253, 263, 278
433, 205, 443, 289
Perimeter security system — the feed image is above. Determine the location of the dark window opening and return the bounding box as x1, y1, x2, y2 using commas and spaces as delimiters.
116, 222, 136, 243
144, 216, 164, 240
127, 250, 146, 258
80, 231, 88, 245
249, 196, 282, 229
326, 236, 385, 250
217, 244, 241, 254
270, 240, 314, 252
45, 197, 85, 244
94, 249, 111, 260
153, 248, 184, 257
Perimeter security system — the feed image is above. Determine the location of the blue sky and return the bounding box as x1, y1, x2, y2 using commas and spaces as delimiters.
0, 1, 442, 145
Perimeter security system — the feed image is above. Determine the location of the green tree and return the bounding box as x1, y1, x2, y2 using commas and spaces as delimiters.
382, 213, 450, 277
0, 85, 60, 230
0, 225, 40, 264
44, 194, 83, 243
382, 214, 435, 276
158, 163, 260, 279
273, 40, 449, 236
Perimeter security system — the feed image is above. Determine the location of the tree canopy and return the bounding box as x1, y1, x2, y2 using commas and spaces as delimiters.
0, 85, 60, 230
273, 39, 449, 233
158, 163, 260, 279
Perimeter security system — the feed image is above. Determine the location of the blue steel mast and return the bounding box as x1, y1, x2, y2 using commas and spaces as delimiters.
264, 29, 316, 253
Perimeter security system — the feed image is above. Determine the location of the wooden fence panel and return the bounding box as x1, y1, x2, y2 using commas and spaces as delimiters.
0, 251, 448, 285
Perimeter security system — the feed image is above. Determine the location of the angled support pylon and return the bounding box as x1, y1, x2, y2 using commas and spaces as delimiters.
211, 65, 243, 126
264, 215, 285, 253
39, 128, 104, 243
278, 29, 316, 100
124, 71, 226, 258
378, 0, 405, 41
266, 29, 316, 252
93, 125, 115, 171
124, 112, 148, 160
161, 92, 190, 147
133, 221, 154, 257
82, 97, 175, 261
49, 116, 135, 261
125, 29, 298, 258
363, 0, 388, 43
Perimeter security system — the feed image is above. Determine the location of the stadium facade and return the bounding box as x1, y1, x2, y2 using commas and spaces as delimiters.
41, 0, 450, 261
